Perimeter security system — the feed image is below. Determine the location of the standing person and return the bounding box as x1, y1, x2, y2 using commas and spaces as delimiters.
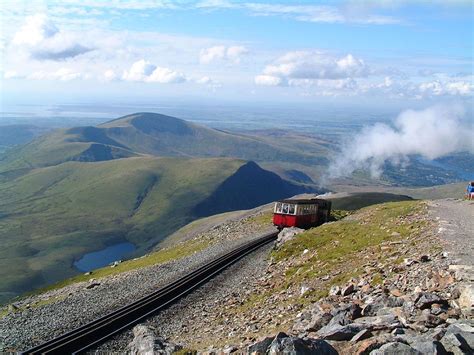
467, 182, 474, 200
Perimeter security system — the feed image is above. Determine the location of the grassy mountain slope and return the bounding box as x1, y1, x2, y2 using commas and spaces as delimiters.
0, 113, 326, 179
0, 156, 308, 303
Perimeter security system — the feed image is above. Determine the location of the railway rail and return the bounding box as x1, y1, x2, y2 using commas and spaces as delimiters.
23, 231, 278, 354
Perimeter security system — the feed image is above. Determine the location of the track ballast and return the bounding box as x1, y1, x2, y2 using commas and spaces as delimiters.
23, 231, 278, 354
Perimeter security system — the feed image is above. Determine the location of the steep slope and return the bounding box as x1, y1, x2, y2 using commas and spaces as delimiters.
0, 156, 309, 303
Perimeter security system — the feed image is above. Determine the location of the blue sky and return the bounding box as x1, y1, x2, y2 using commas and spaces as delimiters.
0, 0, 472, 107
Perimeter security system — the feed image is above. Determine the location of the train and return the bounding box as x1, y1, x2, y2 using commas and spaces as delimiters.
273, 198, 332, 229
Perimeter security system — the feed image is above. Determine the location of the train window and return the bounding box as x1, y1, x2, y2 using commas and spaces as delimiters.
289, 204, 295, 214
282, 204, 289, 214
275, 202, 282, 213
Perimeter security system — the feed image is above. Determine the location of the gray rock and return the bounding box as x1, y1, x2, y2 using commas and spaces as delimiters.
444, 323, 474, 352
415, 293, 446, 310
248, 335, 274, 354
276, 227, 305, 248
317, 323, 366, 341
370, 341, 422, 355
440, 333, 470, 355
410, 340, 448, 355
85, 282, 100, 290
268, 334, 338, 355
351, 329, 373, 342
363, 301, 385, 317
458, 283, 474, 316
128, 325, 181, 355
342, 283, 355, 296
329, 285, 341, 296
354, 314, 401, 331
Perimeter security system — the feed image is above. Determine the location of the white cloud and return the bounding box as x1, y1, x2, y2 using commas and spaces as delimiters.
255, 51, 369, 87
122, 59, 186, 83
418, 80, 473, 97
329, 104, 474, 178
200, 45, 248, 64
11, 14, 92, 61
254, 74, 283, 86
103, 69, 118, 81
13, 14, 58, 46
196, 2, 400, 25
28, 68, 83, 81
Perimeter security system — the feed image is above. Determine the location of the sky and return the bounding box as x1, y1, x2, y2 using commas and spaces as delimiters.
0, 0, 473, 108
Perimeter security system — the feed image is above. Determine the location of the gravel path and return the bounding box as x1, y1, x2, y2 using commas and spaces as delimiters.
0, 212, 274, 352
428, 198, 474, 266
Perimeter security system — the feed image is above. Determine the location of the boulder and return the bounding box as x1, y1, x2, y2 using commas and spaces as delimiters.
370, 342, 422, 355
248, 335, 274, 354
342, 284, 355, 296
415, 293, 446, 310
293, 303, 333, 333
268, 335, 338, 355
354, 314, 401, 331
317, 323, 366, 341
443, 323, 474, 352
128, 325, 181, 355
440, 333, 470, 355
276, 227, 305, 248
249, 333, 338, 355
351, 329, 373, 342
410, 340, 447, 355
329, 286, 341, 296
458, 283, 474, 316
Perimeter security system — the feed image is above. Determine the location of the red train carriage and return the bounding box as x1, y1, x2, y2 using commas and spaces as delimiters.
273, 198, 332, 229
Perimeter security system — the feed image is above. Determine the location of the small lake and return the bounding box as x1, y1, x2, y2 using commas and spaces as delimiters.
74, 242, 136, 272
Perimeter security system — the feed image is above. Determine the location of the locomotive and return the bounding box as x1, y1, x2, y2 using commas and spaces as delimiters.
273, 198, 332, 229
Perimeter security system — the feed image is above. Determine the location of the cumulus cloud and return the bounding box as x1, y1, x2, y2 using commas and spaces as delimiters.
12, 14, 92, 61
255, 51, 369, 86
419, 80, 472, 97
199, 45, 248, 64
122, 59, 186, 83
328, 105, 474, 178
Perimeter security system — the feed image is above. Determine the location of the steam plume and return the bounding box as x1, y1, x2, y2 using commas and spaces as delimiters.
328, 104, 474, 178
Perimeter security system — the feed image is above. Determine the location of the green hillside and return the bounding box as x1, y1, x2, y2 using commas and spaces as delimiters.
0, 155, 309, 303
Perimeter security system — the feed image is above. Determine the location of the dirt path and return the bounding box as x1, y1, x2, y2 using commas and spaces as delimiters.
428, 198, 474, 266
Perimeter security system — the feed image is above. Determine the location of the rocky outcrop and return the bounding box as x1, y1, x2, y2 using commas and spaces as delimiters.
128, 325, 181, 355
275, 227, 305, 248
248, 332, 338, 354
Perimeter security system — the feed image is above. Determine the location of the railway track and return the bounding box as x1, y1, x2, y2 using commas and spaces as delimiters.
23, 231, 278, 354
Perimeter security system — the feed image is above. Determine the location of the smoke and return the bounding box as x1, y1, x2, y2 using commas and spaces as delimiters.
328, 104, 474, 179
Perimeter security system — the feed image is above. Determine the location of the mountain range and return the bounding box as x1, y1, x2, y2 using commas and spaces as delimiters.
0, 113, 316, 302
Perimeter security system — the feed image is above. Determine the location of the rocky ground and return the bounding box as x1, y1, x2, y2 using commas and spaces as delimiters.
0, 211, 273, 352
124, 199, 473, 354
1, 198, 472, 355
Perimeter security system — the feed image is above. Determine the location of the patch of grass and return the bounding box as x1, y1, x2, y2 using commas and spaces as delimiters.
330, 209, 350, 221
247, 210, 273, 227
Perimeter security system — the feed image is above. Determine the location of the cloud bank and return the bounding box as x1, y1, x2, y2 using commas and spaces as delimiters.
328, 105, 474, 178
255, 51, 369, 87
